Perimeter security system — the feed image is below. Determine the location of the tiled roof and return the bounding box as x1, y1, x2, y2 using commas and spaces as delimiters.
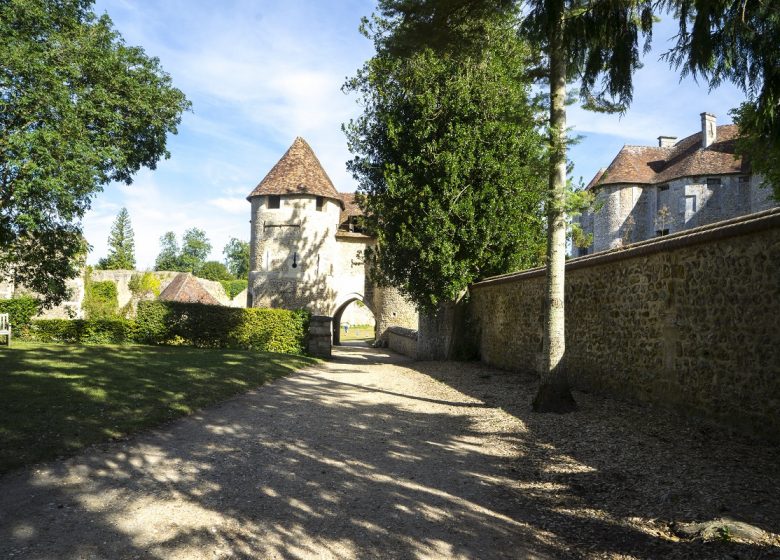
589, 124, 749, 189
247, 137, 342, 204
338, 192, 363, 223
159, 273, 221, 306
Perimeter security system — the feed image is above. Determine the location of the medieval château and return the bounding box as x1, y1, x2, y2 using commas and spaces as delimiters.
574, 113, 777, 255
246, 137, 417, 343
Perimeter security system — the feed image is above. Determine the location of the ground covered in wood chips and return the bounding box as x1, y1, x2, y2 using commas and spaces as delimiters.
1, 345, 778, 559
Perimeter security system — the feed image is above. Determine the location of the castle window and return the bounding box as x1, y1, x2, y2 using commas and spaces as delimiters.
706, 177, 722, 187
658, 185, 669, 192
738, 175, 750, 184
316, 196, 324, 211
267, 195, 280, 209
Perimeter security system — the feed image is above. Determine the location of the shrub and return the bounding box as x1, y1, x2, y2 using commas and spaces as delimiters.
26, 319, 137, 345
219, 279, 248, 300
83, 276, 118, 319
0, 295, 40, 331
136, 300, 309, 354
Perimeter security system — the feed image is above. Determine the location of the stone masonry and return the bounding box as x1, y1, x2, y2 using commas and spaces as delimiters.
468, 209, 780, 440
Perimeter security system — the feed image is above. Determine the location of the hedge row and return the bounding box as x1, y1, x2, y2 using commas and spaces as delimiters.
136, 301, 309, 354
21, 301, 310, 354
26, 319, 137, 345
0, 296, 40, 330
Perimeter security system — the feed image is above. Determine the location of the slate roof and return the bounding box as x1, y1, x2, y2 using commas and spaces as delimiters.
588, 124, 749, 189
247, 137, 343, 205
159, 273, 221, 306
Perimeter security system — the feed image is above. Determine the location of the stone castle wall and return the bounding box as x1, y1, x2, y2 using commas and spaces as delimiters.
579, 176, 776, 255
469, 209, 780, 439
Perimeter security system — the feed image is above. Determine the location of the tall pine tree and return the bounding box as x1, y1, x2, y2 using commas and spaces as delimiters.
98, 207, 136, 270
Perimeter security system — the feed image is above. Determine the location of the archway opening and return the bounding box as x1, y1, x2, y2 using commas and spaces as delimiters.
332, 297, 376, 346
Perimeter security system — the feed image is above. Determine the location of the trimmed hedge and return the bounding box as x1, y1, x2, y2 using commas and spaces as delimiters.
136, 301, 309, 353
220, 279, 248, 299
0, 296, 40, 331
17, 302, 310, 354
26, 319, 137, 345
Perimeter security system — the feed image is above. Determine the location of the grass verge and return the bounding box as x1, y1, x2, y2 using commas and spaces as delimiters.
0, 341, 315, 474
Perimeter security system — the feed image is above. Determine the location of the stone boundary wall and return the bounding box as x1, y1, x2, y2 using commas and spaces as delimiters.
387, 326, 417, 358
469, 208, 780, 439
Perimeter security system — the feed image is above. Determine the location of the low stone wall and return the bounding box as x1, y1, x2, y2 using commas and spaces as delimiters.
469, 209, 780, 439
308, 315, 332, 358
387, 326, 417, 358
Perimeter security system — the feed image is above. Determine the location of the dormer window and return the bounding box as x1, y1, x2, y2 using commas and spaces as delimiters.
316, 196, 324, 211
268, 195, 280, 209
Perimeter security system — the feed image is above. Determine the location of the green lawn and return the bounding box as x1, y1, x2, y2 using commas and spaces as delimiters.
341, 324, 375, 343
0, 341, 315, 474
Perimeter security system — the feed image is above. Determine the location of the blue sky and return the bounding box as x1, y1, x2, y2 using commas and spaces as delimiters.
84, 0, 746, 268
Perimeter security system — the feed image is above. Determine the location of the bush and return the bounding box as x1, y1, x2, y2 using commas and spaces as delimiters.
136, 300, 309, 353
83, 277, 118, 319
219, 279, 248, 300
0, 296, 40, 331
26, 319, 137, 345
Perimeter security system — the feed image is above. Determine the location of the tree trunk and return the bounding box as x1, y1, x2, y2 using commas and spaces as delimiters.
532, 4, 577, 413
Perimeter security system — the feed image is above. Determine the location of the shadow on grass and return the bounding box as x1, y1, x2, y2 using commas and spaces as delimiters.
0, 341, 314, 473
0, 345, 777, 559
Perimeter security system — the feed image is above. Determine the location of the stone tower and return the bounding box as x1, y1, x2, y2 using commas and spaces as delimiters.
246, 136, 419, 343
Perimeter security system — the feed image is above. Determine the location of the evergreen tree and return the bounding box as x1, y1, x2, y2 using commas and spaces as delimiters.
344, 6, 547, 311
97, 208, 135, 269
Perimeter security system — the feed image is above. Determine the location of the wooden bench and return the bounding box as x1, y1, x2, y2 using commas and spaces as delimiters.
0, 313, 10, 346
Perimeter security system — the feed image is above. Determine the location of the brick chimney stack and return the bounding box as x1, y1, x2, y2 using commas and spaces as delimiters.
701, 112, 717, 148
658, 136, 677, 148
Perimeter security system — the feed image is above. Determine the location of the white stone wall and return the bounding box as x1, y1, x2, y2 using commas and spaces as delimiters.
249, 194, 343, 314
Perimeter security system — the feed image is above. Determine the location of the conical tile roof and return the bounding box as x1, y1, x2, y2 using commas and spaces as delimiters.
247, 137, 342, 204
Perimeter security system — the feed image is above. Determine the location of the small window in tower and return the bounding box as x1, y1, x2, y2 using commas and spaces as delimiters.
738, 175, 750, 184
706, 177, 722, 187
268, 195, 280, 209
316, 196, 324, 211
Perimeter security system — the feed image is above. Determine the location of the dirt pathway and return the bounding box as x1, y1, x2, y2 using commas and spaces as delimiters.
1, 346, 778, 559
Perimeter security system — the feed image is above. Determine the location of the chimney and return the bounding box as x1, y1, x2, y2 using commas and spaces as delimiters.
658, 136, 677, 148
701, 112, 716, 148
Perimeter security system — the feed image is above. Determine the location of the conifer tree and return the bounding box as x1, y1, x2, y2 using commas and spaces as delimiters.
98, 208, 136, 270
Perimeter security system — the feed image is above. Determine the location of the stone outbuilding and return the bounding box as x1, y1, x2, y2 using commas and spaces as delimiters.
246, 137, 417, 344
575, 113, 778, 255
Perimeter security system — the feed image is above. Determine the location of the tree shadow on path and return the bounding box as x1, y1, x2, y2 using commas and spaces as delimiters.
0, 346, 778, 559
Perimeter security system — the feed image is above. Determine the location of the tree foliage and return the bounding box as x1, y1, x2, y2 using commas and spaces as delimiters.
344, 5, 548, 310
222, 237, 250, 279
0, 0, 189, 305
663, 0, 780, 198
196, 260, 233, 281
370, 0, 656, 412
154, 228, 212, 273
97, 207, 135, 269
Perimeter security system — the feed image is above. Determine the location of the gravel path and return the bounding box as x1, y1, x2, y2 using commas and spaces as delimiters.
1, 345, 778, 559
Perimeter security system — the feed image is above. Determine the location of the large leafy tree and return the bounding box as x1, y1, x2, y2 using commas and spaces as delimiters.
97, 207, 135, 269
223, 237, 250, 279
663, 0, 780, 198
369, 0, 656, 412
154, 228, 212, 273
344, 5, 548, 311
0, 0, 189, 305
